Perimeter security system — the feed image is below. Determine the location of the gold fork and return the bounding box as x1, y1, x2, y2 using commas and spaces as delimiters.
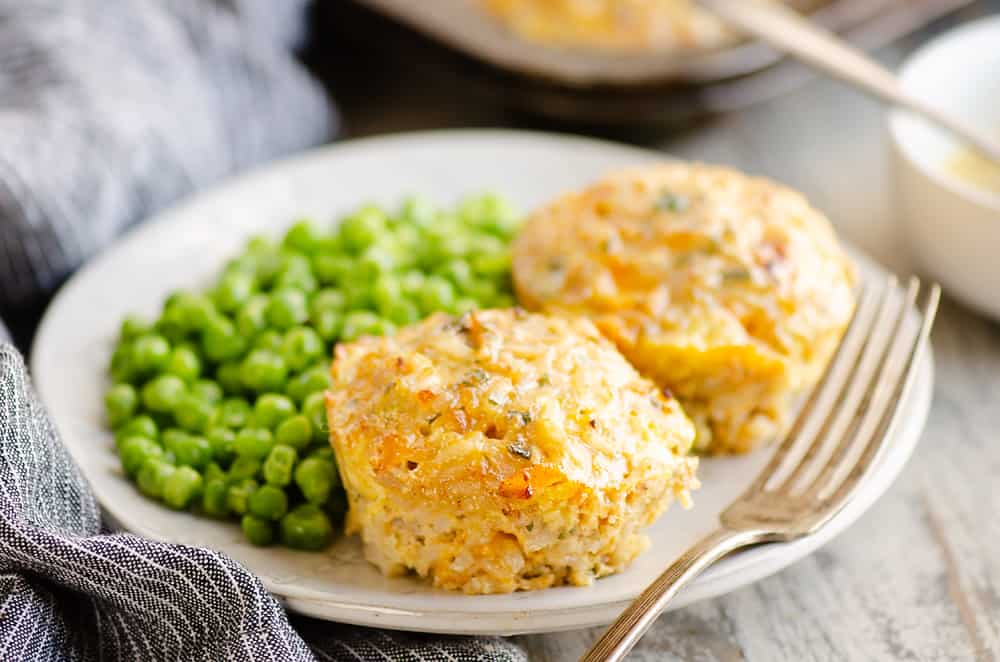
582, 275, 940, 662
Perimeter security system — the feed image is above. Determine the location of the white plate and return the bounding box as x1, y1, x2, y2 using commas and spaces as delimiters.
32, 130, 933, 636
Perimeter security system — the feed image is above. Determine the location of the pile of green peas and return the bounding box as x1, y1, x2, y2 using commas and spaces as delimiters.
104, 194, 520, 549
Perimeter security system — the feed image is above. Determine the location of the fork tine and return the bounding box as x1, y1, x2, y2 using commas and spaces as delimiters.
774, 276, 897, 493
746, 278, 881, 494
798, 277, 920, 499
816, 283, 940, 510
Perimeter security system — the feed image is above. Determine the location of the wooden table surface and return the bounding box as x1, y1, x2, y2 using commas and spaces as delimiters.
312, 4, 1000, 659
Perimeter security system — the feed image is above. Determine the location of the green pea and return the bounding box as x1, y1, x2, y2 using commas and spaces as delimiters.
286, 367, 329, 404
471, 252, 511, 278
205, 426, 236, 465
137, 459, 176, 499
115, 415, 159, 446
175, 393, 215, 432
276, 266, 318, 294
400, 270, 426, 296
418, 276, 455, 315
227, 479, 258, 515
216, 361, 244, 394
302, 392, 329, 442
275, 416, 313, 451
358, 244, 399, 279
438, 260, 475, 293
340, 311, 390, 342
201, 478, 229, 517
131, 334, 171, 374
280, 503, 334, 551
248, 484, 288, 521
254, 394, 296, 429
234, 427, 274, 460
307, 446, 336, 464
218, 397, 252, 428
340, 280, 373, 310
467, 234, 506, 259
459, 192, 518, 236
382, 299, 421, 326
164, 429, 212, 469
241, 514, 275, 546
119, 436, 164, 477
109, 343, 136, 383
156, 306, 190, 344
215, 272, 256, 313
398, 194, 436, 224
338, 206, 386, 253
263, 444, 298, 487
240, 350, 288, 393
282, 327, 323, 372
295, 457, 338, 505
190, 379, 223, 404
223, 254, 258, 277
104, 384, 138, 426
310, 289, 346, 315
164, 346, 201, 382
312, 255, 354, 287
169, 293, 217, 332
162, 466, 203, 510
228, 456, 262, 482
282, 219, 323, 254
245, 235, 276, 254
312, 309, 342, 343
253, 330, 284, 353
201, 316, 246, 363
464, 279, 498, 305
204, 461, 226, 483
141, 375, 186, 413
236, 295, 270, 338
254, 250, 286, 288
266, 289, 309, 330
372, 275, 402, 316
120, 315, 152, 342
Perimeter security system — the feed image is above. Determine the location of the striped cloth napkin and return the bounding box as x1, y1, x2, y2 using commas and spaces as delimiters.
0, 1, 525, 659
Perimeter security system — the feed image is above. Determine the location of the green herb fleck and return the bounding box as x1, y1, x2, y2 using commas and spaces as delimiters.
508, 410, 532, 425
722, 268, 752, 283
655, 191, 690, 213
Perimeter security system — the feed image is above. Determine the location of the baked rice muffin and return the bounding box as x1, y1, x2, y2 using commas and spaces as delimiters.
512, 163, 857, 454
326, 309, 697, 594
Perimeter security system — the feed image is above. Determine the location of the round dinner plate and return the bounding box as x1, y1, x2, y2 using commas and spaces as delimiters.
32, 130, 933, 636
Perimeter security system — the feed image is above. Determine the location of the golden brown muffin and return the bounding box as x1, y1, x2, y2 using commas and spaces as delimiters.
512, 163, 857, 454
326, 309, 698, 594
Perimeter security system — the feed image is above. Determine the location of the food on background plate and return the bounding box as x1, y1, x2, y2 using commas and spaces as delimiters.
512, 163, 857, 454
327, 309, 698, 594
483, 0, 791, 53
104, 194, 521, 550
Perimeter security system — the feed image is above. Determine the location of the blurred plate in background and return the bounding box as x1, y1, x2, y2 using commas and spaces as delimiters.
355, 0, 961, 86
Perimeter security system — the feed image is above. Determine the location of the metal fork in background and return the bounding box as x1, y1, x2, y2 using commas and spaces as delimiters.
582, 275, 940, 662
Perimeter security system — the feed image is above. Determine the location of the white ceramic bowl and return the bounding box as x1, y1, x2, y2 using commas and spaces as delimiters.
889, 16, 1000, 320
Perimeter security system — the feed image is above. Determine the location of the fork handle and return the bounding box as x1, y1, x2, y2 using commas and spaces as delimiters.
581, 528, 768, 662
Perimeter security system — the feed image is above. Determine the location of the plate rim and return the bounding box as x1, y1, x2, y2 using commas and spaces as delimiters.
30, 128, 934, 635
